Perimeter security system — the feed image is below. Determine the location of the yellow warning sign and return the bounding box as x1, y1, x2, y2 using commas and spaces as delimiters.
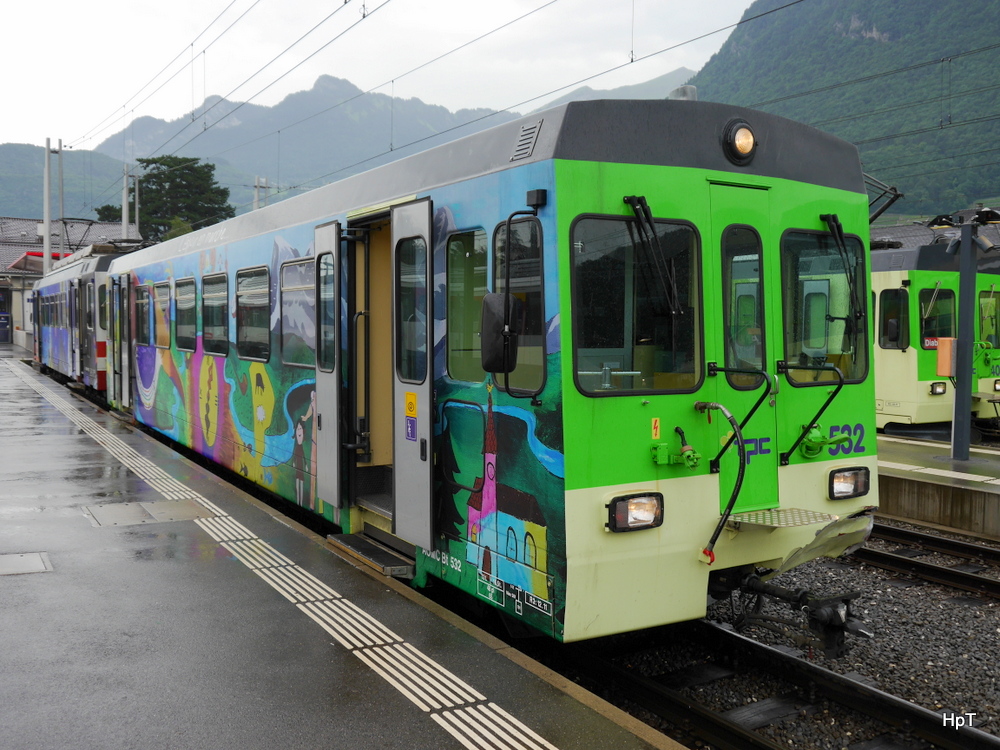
405, 391, 418, 417
652, 417, 660, 440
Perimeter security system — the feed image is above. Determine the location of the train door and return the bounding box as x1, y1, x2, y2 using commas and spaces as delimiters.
82, 280, 94, 382
119, 276, 132, 410
31, 293, 39, 361
69, 280, 80, 378
314, 222, 341, 516
109, 277, 121, 406
709, 184, 778, 513
390, 199, 434, 549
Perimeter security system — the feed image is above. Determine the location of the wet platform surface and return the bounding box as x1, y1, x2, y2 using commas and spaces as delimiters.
877, 435, 1000, 493
0, 346, 676, 750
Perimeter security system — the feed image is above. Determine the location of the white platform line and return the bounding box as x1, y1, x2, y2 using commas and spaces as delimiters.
298, 601, 374, 650
4, 360, 561, 750
382, 644, 478, 708
471, 703, 561, 750
279, 565, 340, 600
355, 646, 448, 711
431, 712, 496, 750
395, 642, 486, 703
254, 568, 304, 603
354, 648, 434, 712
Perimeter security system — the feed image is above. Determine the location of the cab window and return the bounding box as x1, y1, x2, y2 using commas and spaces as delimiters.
572, 215, 700, 394
780, 230, 868, 384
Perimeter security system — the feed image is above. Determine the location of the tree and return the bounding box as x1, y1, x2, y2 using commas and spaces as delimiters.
96, 156, 235, 242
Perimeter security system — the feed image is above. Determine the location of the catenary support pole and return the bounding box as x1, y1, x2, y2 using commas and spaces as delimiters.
952, 221, 976, 460
43, 139, 51, 276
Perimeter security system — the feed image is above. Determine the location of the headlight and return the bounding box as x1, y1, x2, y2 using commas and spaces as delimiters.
723, 119, 757, 165
930, 381, 947, 395
829, 467, 870, 500
606, 493, 663, 532
994, 379, 1000, 392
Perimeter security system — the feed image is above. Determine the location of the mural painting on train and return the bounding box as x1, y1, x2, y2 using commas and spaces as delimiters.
429, 199, 566, 636
132, 229, 322, 514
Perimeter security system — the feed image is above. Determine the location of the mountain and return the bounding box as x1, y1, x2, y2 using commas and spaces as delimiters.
687, 0, 1000, 214
93, 75, 518, 205
531, 68, 695, 112
0, 144, 133, 220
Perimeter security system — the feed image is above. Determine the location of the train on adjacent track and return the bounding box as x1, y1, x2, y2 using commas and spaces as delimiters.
31, 98, 879, 648
870, 215, 1000, 439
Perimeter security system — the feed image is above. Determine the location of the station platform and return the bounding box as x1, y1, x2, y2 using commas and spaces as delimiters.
0, 346, 677, 750
877, 434, 1000, 540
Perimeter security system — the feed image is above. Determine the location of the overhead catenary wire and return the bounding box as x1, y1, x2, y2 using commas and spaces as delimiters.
64, 0, 1000, 225
148, 0, 376, 159
68, 0, 257, 150
162, 0, 816, 229
76, 0, 540, 215
194, 0, 561, 166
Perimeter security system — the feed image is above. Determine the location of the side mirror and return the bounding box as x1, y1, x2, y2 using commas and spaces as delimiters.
480, 292, 522, 373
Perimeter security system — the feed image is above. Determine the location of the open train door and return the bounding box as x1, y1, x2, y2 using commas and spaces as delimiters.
314, 221, 342, 516
391, 198, 434, 550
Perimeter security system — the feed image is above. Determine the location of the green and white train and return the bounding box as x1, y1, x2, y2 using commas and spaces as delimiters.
871, 226, 1000, 437
36, 98, 879, 650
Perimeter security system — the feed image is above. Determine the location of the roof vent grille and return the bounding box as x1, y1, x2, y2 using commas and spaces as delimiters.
511, 120, 542, 162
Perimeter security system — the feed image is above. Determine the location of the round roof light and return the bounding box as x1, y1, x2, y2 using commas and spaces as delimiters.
723, 119, 757, 165
733, 126, 755, 155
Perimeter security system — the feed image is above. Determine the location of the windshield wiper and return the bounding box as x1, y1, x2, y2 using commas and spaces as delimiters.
820, 213, 864, 359
624, 195, 681, 315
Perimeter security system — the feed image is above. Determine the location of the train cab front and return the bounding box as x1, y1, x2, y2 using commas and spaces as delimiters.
555, 130, 878, 654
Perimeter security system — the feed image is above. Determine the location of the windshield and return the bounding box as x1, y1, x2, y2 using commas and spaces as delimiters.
780, 231, 868, 384
572, 216, 700, 395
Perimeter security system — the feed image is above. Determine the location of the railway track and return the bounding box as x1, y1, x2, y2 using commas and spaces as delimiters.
853, 523, 1000, 599
560, 620, 1000, 750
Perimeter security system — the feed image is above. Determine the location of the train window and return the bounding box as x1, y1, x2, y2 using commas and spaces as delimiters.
236, 267, 270, 361
918, 287, 954, 349
280, 260, 316, 368
135, 286, 151, 346
494, 219, 544, 392
571, 216, 701, 394
980, 291, 1000, 347
396, 237, 428, 383
175, 279, 197, 352
98, 284, 107, 331
446, 229, 487, 382
780, 231, 868, 384
317, 254, 337, 372
722, 225, 765, 389
878, 288, 909, 349
86, 283, 95, 331
202, 274, 229, 356
153, 282, 171, 348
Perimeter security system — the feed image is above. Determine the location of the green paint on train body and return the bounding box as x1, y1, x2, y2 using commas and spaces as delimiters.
555, 160, 875, 493
544, 159, 876, 640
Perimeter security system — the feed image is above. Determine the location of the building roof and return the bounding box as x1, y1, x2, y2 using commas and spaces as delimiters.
871, 211, 1000, 252
0, 217, 141, 277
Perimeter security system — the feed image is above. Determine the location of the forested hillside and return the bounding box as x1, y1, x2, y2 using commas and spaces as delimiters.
688, 0, 1000, 213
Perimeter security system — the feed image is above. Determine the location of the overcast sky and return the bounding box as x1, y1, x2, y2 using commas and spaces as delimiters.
6, 0, 753, 151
